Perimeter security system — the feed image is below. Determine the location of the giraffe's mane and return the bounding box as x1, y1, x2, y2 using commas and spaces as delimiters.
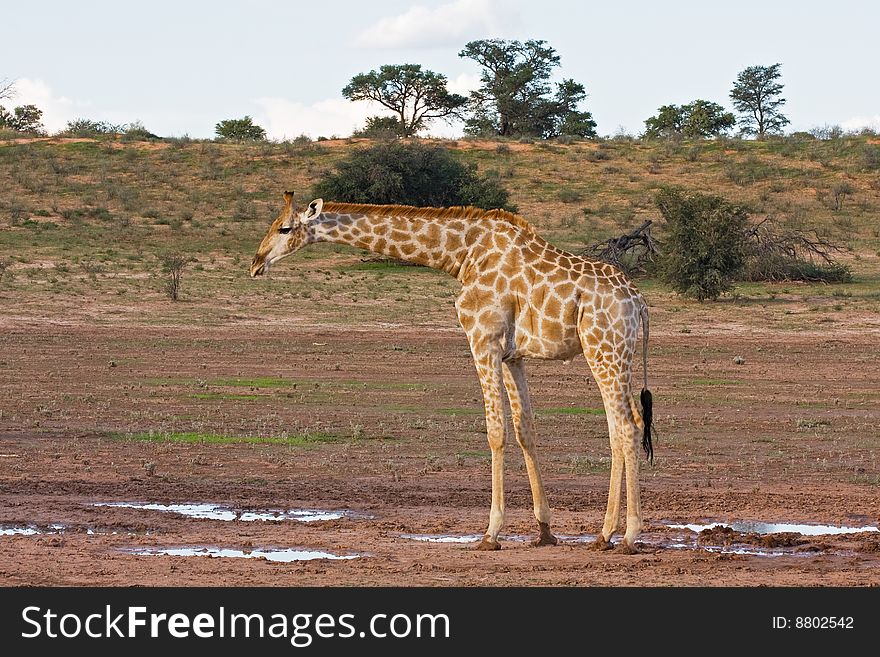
321, 202, 536, 235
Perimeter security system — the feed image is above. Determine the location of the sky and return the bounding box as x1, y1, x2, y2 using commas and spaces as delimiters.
2, 0, 878, 139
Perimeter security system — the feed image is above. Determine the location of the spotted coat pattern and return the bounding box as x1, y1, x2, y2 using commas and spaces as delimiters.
251, 195, 651, 551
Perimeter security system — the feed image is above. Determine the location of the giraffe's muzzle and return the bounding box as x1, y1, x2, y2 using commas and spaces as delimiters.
250, 257, 266, 278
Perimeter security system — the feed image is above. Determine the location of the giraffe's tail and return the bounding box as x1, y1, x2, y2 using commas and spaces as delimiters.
639, 302, 654, 463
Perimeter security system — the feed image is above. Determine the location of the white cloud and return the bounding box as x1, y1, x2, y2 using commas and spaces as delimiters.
447, 72, 481, 96
255, 83, 481, 140
254, 96, 393, 140
3, 78, 84, 134
841, 114, 880, 132
353, 0, 513, 49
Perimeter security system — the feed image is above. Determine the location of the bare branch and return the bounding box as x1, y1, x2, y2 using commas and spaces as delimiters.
0, 78, 16, 102
743, 216, 850, 283
580, 220, 659, 275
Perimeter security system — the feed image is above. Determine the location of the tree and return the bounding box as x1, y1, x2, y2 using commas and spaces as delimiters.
342, 64, 467, 138
312, 141, 515, 211
214, 116, 266, 141
353, 115, 405, 139
643, 100, 735, 139
682, 100, 735, 138
159, 253, 195, 301
655, 187, 749, 300
643, 105, 685, 139
553, 78, 598, 138
0, 104, 44, 134
729, 63, 790, 138
459, 39, 596, 139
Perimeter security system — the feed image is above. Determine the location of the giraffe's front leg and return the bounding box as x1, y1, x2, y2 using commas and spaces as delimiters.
472, 348, 506, 551
502, 360, 557, 547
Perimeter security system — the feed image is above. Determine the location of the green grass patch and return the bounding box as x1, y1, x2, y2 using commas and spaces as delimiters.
208, 377, 293, 388
687, 378, 740, 386
191, 392, 262, 401
108, 431, 343, 445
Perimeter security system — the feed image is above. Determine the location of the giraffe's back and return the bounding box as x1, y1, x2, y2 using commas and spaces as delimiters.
456, 226, 643, 361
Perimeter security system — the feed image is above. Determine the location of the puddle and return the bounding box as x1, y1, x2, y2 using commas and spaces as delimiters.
400, 533, 484, 543
1, 524, 65, 536
556, 534, 598, 543
123, 546, 360, 562
1, 523, 137, 536
667, 521, 879, 536
662, 541, 794, 557
399, 533, 532, 543
1, 526, 44, 536
94, 502, 361, 523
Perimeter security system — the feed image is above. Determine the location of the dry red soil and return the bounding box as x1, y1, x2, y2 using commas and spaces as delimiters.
1, 316, 879, 586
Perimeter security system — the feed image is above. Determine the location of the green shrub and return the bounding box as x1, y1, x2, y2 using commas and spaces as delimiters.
120, 121, 159, 141
352, 116, 404, 139
724, 154, 774, 185
585, 149, 610, 162
214, 116, 266, 142
558, 187, 584, 203
62, 118, 123, 137
861, 145, 880, 171
312, 141, 516, 211
655, 187, 749, 300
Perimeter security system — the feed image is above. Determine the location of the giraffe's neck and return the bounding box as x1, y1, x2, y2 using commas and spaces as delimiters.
310, 209, 489, 279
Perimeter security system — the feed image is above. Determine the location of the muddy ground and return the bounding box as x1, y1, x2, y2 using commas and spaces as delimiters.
1, 310, 879, 586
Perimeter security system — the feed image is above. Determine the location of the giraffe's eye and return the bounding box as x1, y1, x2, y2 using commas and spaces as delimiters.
279, 225, 292, 234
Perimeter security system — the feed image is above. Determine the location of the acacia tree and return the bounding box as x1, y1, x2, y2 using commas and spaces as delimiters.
553, 78, 598, 138
0, 104, 44, 134
1, 78, 46, 134
343, 64, 467, 138
459, 39, 596, 139
643, 100, 735, 139
729, 63, 790, 138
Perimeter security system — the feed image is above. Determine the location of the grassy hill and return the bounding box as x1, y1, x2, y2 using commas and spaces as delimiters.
1, 133, 879, 328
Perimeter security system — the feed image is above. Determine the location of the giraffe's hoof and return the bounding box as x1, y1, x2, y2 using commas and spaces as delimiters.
614, 542, 640, 555
591, 536, 614, 551
476, 536, 501, 551
532, 522, 558, 547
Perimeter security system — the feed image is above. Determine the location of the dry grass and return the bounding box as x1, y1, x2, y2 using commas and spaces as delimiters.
1, 134, 879, 330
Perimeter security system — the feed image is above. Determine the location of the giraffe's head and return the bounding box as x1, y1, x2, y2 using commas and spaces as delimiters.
250, 192, 323, 277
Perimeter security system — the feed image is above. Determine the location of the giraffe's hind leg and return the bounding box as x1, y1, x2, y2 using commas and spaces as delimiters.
580, 321, 643, 552
502, 359, 557, 547
588, 378, 642, 552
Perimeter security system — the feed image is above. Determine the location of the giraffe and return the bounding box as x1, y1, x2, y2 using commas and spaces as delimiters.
250, 192, 653, 552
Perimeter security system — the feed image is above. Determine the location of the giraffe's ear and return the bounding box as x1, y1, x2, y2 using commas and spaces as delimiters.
303, 198, 323, 222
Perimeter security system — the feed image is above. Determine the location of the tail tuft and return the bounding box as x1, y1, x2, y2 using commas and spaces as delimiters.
640, 387, 653, 463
